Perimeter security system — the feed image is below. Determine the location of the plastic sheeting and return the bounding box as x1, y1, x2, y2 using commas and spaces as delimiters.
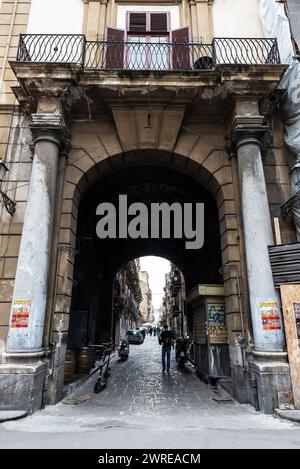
259, 0, 300, 240
259, 0, 294, 63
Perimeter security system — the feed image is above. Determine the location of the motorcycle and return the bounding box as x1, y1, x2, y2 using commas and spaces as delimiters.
118, 338, 129, 361
175, 336, 189, 368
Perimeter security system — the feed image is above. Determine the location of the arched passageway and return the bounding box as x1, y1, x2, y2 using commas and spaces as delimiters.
61, 148, 236, 399
46, 147, 247, 407
68, 161, 222, 342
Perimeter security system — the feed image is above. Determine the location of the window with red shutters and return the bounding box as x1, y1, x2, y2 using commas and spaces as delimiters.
105, 12, 191, 70
129, 13, 147, 33
150, 13, 168, 33
127, 12, 170, 35
105, 27, 124, 69
172, 27, 190, 69
126, 11, 171, 70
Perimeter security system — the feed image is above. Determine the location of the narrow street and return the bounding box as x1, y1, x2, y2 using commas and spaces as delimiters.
1, 336, 300, 449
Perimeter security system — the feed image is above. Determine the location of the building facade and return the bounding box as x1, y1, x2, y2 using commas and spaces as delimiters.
112, 260, 142, 344
162, 264, 186, 337
0, 0, 300, 414
138, 270, 154, 325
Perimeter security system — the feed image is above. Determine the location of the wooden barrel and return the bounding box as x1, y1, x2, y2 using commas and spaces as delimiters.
64, 350, 76, 383
76, 346, 93, 374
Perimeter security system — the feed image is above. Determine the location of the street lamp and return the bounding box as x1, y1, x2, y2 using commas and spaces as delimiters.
0, 159, 16, 216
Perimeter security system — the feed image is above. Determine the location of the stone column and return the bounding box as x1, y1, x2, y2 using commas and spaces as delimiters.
230, 101, 291, 413
6, 113, 69, 353
236, 135, 284, 351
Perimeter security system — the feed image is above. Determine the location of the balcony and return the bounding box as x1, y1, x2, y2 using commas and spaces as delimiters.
172, 299, 181, 318
16, 34, 281, 72
170, 270, 182, 297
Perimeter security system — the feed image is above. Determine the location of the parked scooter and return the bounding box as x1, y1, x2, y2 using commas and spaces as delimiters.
175, 336, 189, 368
118, 338, 129, 361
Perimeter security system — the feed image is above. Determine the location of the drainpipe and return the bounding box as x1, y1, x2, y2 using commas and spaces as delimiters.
235, 264, 246, 368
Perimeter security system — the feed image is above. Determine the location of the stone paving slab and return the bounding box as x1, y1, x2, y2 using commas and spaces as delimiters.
0, 411, 28, 423
45, 336, 254, 419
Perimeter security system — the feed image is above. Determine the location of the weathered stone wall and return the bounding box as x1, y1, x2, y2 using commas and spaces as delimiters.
265, 112, 297, 244
0, 110, 32, 355
0, 0, 33, 352
0, 0, 32, 105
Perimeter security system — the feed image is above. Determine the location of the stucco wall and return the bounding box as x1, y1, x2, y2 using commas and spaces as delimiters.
212, 0, 264, 37
27, 0, 84, 34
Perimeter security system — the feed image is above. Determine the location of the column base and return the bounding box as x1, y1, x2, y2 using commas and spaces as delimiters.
0, 361, 48, 414
248, 351, 292, 414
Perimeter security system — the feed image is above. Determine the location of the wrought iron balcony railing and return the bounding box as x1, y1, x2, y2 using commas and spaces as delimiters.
17, 34, 86, 64
16, 34, 281, 72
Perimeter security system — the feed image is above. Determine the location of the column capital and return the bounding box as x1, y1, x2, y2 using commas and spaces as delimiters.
226, 100, 269, 155
30, 113, 70, 152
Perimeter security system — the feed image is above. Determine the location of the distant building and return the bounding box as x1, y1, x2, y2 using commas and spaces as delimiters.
113, 260, 142, 343
162, 265, 186, 337
139, 270, 154, 324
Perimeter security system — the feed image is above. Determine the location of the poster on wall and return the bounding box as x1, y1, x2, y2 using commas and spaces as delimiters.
293, 302, 300, 347
259, 301, 281, 331
10, 300, 31, 328
207, 303, 228, 344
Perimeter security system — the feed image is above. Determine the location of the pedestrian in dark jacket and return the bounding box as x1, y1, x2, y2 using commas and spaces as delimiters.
159, 325, 174, 373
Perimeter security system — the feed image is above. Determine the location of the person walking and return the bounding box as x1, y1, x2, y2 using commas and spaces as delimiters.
159, 324, 174, 373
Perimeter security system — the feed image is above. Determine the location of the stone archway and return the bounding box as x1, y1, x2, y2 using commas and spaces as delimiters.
46, 146, 249, 405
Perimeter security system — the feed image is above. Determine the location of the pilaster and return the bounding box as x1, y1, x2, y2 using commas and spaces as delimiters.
194, 0, 212, 43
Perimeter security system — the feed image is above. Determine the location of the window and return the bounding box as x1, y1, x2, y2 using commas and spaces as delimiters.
126, 12, 170, 70
127, 12, 170, 35
105, 12, 191, 70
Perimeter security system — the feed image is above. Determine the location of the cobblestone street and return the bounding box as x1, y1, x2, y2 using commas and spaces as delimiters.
79, 336, 249, 418
1, 336, 300, 449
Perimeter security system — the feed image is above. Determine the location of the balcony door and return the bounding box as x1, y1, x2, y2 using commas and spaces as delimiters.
126, 12, 170, 70
105, 12, 190, 70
